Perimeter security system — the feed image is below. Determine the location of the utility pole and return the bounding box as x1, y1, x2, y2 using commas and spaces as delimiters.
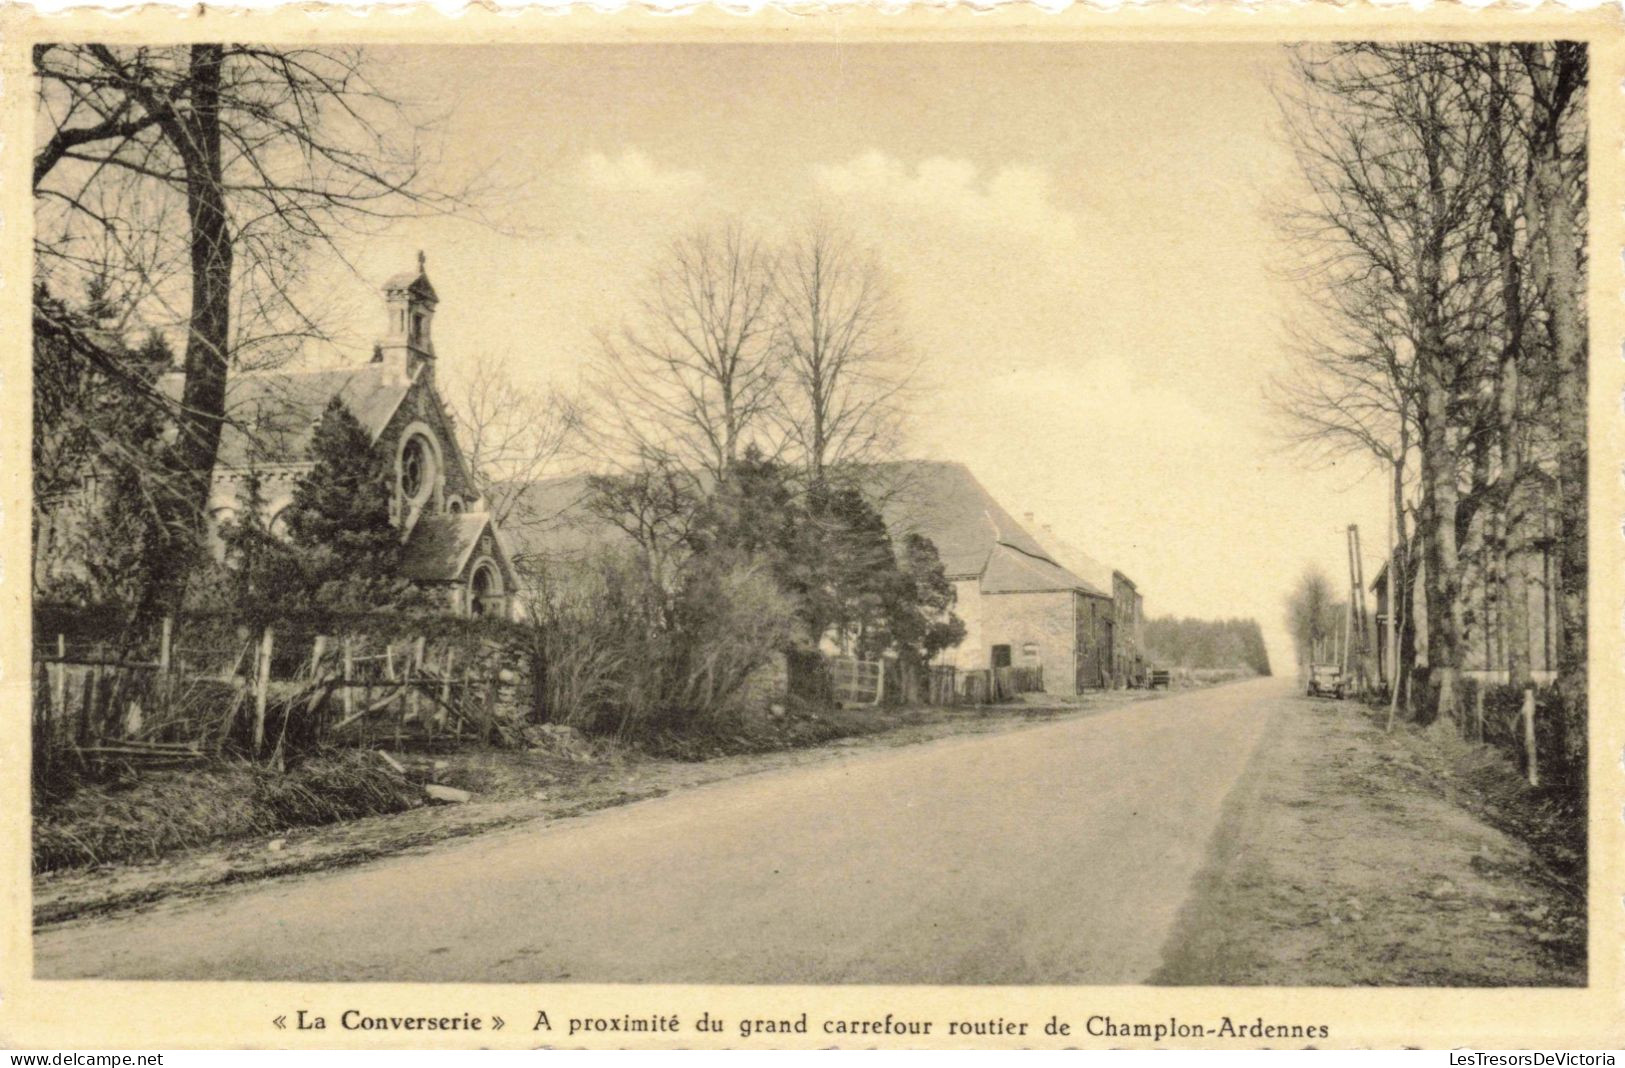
1386, 497, 1401, 730
1346, 524, 1370, 698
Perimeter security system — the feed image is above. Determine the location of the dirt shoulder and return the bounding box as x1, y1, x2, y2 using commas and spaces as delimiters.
34, 687, 1175, 928
1151, 692, 1585, 987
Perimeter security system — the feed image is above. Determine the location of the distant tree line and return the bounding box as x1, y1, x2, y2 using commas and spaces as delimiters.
1143, 617, 1271, 677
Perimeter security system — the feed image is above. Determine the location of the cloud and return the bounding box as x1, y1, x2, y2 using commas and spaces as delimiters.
813, 150, 1080, 244
576, 149, 705, 197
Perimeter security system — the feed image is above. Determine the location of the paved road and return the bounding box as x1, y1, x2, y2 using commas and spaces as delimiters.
36, 677, 1288, 983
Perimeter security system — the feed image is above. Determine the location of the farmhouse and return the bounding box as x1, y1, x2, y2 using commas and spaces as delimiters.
500, 460, 1124, 696
875, 462, 1117, 695
33, 256, 521, 618
1023, 513, 1147, 689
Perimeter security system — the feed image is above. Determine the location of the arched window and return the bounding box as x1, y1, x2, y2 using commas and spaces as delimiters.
400, 434, 436, 505
469, 562, 502, 618
446, 495, 464, 514
269, 508, 292, 541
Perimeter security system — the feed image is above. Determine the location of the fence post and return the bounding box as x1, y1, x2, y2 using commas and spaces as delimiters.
253, 629, 274, 756
439, 649, 455, 735
1522, 686, 1539, 787
309, 635, 327, 679
52, 634, 66, 719
89, 641, 105, 744
157, 616, 174, 720
342, 638, 355, 720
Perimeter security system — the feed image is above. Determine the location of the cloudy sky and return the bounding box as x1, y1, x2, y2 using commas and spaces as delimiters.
319, 42, 1389, 669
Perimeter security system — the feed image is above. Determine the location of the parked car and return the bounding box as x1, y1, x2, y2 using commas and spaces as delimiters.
1307, 662, 1345, 699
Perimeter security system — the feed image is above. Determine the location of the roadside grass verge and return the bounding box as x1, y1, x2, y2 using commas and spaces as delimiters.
34, 688, 1167, 880
33, 750, 421, 874
1369, 707, 1586, 900
640, 700, 910, 761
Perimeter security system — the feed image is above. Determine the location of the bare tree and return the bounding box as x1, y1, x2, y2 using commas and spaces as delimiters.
33, 43, 463, 614
773, 219, 911, 489
1277, 43, 1502, 720
1515, 43, 1587, 752
449, 355, 580, 531
1286, 565, 1340, 669
591, 223, 783, 487
1277, 41, 1585, 745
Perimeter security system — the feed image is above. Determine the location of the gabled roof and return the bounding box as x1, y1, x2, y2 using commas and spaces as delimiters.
982, 542, 1106, 595
401, 512, 494, 583
870, 460, 1107, 597
870, 460, 1049, 579
164, 363, 414, 468
1033, 525, 1115, 595
498, 460, 1109, 599
496, 474, 620, 569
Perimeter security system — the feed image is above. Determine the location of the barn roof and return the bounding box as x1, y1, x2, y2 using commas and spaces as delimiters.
496, 474, 619, 570
869, 460, 1049, 578
401, 512, 492, 582
870, 461, 1107, 596
499, 461, 1107, 598
981, 542, 1106, 596
163, 363, 413, 468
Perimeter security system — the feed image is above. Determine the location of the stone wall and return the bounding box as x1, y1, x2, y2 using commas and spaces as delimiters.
980, 590, 1076, 695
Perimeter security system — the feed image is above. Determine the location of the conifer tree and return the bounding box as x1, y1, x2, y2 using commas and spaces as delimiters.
283, 397, 420, 611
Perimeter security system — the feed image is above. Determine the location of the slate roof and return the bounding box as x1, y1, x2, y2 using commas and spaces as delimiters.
497, 474, 624, 568
871, 461, 1107, 597
499, 461, 1107, 599
164, 363, 413, 468
1033, 527, 1116, 595
401, 512, 492, 582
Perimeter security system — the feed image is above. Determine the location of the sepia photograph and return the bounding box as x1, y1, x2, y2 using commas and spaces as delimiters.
8, 12, 1614, 1038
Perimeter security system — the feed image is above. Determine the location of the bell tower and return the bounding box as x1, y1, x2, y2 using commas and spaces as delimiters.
373, 251, 438, 380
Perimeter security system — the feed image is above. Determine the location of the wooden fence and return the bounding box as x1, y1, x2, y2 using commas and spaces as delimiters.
956, 665, 1044, 705
855, 659, 1047, 707
830, 656, 885, 706
33, 619, 523, 778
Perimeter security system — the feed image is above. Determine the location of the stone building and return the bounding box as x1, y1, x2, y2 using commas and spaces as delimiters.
876, 462, 1116, 695
502, 460, 1124, 695
37, 255, 520, 618
1110, 570, 1147, 687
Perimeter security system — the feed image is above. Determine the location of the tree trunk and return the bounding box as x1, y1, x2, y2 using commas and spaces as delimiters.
1388, 453, 1419, 715
1398, 536, 1419, 714
1487, 44, 1532, 692
149, 44, 234, 616
1420, 379, 1462, 724
1537, 155, 1586, 757
1523, 41, 1587, 787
